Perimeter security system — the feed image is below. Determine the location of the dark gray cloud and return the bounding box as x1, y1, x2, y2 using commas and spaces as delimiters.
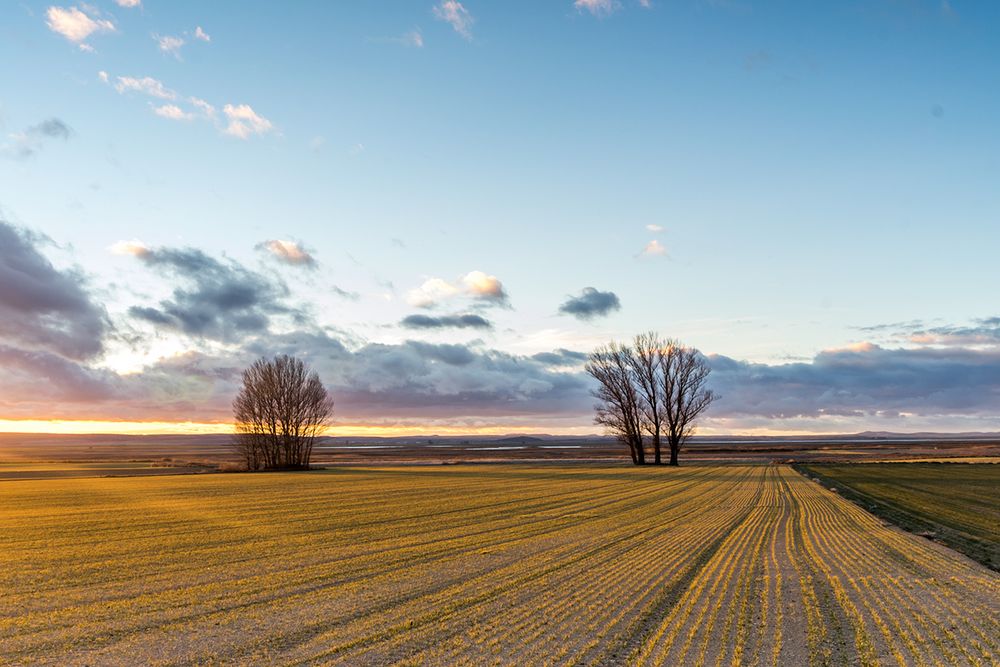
531, 348, 588, 366
127, 246, 292, 342
708, 343, 1000, 419
1, 118, 72, 159
558, 287, 621, 320
239, 332, 594, 420
401, 313, 492, 330
0, 221, 108, 360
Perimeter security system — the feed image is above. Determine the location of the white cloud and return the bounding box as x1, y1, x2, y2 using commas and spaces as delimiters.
114, 0, 141, 7
109, 240, 150, 257
112, 75, 177, 100
433, 1, 474, 40
189, 97, 216, 118
646, 224, 664, 232
155, 34, 185, 58
257, 240, 316, 267
97, 70, 109, 83
574, 0, 619, 15
639, 0, 652, 7
640, 239, 667, 256
461, 271, 506, 301
194, 26, 211, 42
153, 104, 194, 121
222, 104, 274, 139
407, 270, 508, 308
408, 278, 460, 308
45, 6, 115, 48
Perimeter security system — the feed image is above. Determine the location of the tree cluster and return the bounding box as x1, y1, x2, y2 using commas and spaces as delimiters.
586, 333, 717, 466
232, 355, 334, 470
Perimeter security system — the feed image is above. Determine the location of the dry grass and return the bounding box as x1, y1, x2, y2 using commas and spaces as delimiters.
0, 465, 996, 665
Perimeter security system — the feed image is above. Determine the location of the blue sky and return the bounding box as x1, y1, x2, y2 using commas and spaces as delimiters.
1, 0, 998, 434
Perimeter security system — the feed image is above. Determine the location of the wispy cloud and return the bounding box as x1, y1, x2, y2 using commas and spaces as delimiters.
111, 75, 177, 100
645, 224, 664, 232
154, 34, 185, 58
574, 0, 619, 16
45, 5, 115, 50
256, 240, 316, 268
194, 26, 211, 42
114, 0, 141, 7
101, 72, 271, 139
222, 104, 274, 139
433, 1, 474, 39
1, 118, 72, 160
153, 104, 195, 121
640, 239, 667, 256
189, 97, 216, 118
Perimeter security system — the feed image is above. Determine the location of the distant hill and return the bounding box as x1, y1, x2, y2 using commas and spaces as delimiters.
493, 436, 548, 445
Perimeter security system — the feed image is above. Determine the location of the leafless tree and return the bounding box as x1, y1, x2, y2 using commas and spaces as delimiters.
232, 355, 334, 470
630, 332, 666, 464
585, 342, 645, 464
587, 335, 717, 466
659, 341, 716, 466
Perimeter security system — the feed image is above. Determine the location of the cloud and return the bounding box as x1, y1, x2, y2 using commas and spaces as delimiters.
433, 1, 474, 39
558, 287, 621, 320
45, 5, 115, 49
1, 118, 72, 160
0, 221, 108, 361
708, 343, 1000, 419
111, 75, 177, 100
461, 271, 508, 304
858, 316, 1000, 348
189, 97, 216, 118
646, 224, 664, 232
407, 271, 509, 309
401, 313, 493, 330
155, 34, 185, 58
194, 26, 211, 42
114, 0, 141, 7
531, 348, 588, 367
109, 239, 151, 257
223, 104, 274, 139
402, 29, 424, 47
153, 104, 195, 121
332, 286, 361, 301
574, 0, 619, 16
640, 239, 667, 256
256, 239, 316, 268
123, 245, 292, 342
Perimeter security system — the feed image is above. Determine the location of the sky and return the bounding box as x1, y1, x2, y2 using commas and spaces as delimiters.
1, 0, 998, 436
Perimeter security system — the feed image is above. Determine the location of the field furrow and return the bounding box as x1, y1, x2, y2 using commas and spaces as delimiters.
0, 464, 995, 666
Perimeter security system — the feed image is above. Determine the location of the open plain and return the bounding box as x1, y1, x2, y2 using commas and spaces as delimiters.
1, 464, 997, 666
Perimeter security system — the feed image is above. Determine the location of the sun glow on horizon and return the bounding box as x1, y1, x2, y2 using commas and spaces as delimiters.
0, 419, 842, 438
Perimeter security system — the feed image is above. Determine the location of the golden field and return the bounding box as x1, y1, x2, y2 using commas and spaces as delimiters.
0, 465, 997, 666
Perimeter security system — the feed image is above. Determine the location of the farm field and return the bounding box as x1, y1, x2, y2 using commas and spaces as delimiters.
799, 463, 1000, 571
1, 465, 997, 666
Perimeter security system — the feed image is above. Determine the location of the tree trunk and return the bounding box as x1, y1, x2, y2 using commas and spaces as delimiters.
653, 434, 661, 465
668, 443, 679, 466
635, 437, 646, 465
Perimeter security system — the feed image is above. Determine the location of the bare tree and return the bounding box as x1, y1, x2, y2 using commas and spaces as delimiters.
630, 332, 666, 465
585, 342, 645, 464
659, 342, 716, 466
232, 355, 334, 470
587, 335, 717, 466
